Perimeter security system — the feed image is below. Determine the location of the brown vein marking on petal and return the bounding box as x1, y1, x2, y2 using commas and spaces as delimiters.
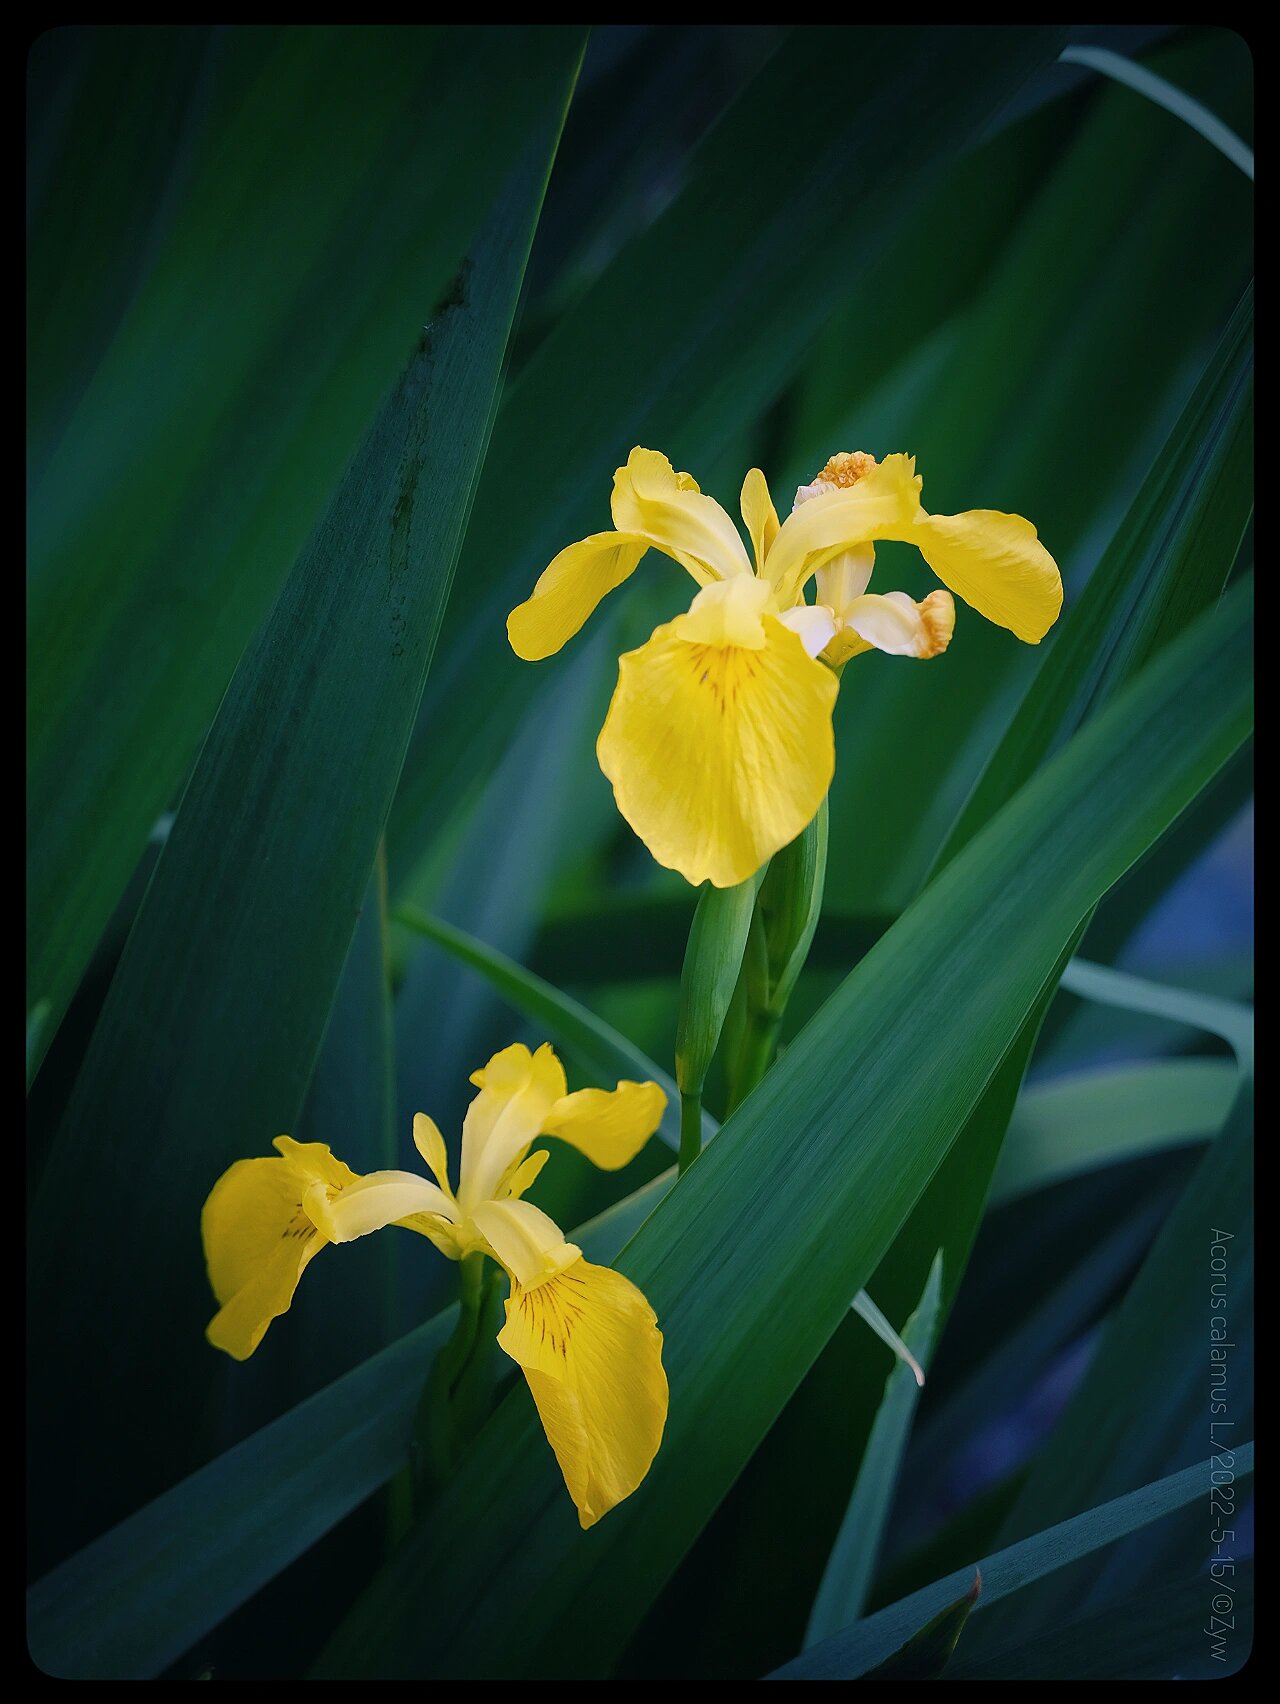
685, 641, 763, 719
517, 1274, 587, 1360
280, 1204, 313, 1241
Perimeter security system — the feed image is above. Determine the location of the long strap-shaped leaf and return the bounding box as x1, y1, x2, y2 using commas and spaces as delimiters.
313, 579, 1252, 1679
859, 279, 1253, 1494
770, 1443, 1254, 1679
27, 79, 581, 1563
805, 1256, 944, 1646
24, 1182, 655, 1682
26, 26, 586, 1078
943, 1562, 1253, 1681
969, 1079, 1253, 1652
1059, 957, 1254, 1069
939, 282, 1252, 867
990, 1055, 1238, 1204
1060, 45, 1254, 179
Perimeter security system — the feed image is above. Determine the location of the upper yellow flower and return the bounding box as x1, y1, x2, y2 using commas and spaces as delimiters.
202, 1043, 668, 1529
507, 447, 1062, 887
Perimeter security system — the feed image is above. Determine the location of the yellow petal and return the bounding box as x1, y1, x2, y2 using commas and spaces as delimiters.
507, 531, 650, 662
413, 1112, 453, 1195
271, 1136, 361, 1191
740, 467, 779, 572
815, 544, 876, 617
542, 1080, 667, 1170
895, 510, 1062, 642
458, 1042, 567, 1210
597, 614, 838, 888
764, 454, 922, 604
823, 626, 873, 667
841, 588, 956, 659
471, 1197, 581, 1288
611, 447, 752, 585
497, 1258, 668, 1528
308, 1169, 458, 1244
201, 1152, 333, 1361
501, 1146, 551, 1201
676, 575, 771, 648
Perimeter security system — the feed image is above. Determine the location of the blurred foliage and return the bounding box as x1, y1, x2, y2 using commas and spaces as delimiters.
27, 23, 1251, 1682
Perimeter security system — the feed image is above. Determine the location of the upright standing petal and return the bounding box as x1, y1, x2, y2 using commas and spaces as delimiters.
815, 543, 877, 615
611, 448, 753, 584
888, 510, 1062, 642
500, 1147, 551, 1201
597, 608, 838, 888
740, 467, 780, 572
542, 1080, 667, 1170
413, 1112, 454, 1195
497, 1258, 668, 1528
457, 1042, 568, 1210
507, 532, 650, 661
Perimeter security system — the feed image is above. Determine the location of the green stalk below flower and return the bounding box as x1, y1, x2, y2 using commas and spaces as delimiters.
411, 1251, 495, 1504
727, 798, 829, 1110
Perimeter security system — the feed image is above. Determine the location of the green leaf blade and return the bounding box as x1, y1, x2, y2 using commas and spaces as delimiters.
806, 1255, 945, 1645
26, 25, 586, 1078
772, 1445, 1254, 1679
28, 92, 579, 1559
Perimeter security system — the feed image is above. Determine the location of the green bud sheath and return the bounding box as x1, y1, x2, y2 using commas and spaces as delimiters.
729, 799, 829, 1111
674, 875, 758, 1170
757, 795, 828, 1018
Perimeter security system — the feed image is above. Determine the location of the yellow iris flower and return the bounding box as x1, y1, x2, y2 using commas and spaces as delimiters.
508, 447, 1062, 887
201, 1043, 669, 1528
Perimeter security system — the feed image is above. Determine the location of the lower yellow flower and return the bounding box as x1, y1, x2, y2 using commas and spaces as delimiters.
507, 446, 1062, 887
201, 1043, 669, 1529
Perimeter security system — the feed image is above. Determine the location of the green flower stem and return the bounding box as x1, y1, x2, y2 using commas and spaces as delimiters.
674, 875, 759, 1172
728, 1010, 784, 1113
411, 1251, 494, 1505
678, 1090, 704, 1175
728, 798, 829, 1111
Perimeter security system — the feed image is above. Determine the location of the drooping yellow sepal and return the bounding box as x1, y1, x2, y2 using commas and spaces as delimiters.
497, 1258, 669, 1529
201, 1139, 359, 1361
597, 605, 838, 888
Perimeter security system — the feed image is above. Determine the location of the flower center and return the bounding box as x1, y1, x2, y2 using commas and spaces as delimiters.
811, 450, 877, 488
793, 450, 880, 511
